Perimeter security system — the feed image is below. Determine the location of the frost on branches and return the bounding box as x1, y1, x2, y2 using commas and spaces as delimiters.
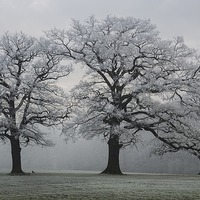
47, 16, 200, 174
0, 32, 72, 173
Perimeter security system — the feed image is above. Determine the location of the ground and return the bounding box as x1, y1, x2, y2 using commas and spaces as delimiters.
0, 170, 199, 200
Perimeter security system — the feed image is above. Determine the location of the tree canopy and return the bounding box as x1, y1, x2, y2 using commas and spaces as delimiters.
47, 16, 200, 150
0, 32, 72, 173
1, 16, 199, 174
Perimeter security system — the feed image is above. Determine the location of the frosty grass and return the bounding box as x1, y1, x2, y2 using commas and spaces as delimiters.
0, 170, 199, 200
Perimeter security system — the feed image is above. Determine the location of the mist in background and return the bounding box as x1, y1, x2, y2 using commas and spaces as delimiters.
0, 131, 199, 174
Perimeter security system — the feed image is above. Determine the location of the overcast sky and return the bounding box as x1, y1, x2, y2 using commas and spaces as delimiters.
1, 0, 199, 90
1, 0, 200, 50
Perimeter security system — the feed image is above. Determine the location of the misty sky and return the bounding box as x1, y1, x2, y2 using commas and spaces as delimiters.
2, 0, 199, 90
1, 0, 199, 50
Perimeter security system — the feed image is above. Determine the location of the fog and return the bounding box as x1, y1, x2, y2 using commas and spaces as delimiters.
0, 130, 199, 174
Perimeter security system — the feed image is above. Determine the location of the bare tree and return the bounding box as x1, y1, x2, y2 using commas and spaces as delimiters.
0, 32, 72, 174
47, 16, 200, 174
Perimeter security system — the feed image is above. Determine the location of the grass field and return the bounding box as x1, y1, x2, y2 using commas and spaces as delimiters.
0, 170, 199, 200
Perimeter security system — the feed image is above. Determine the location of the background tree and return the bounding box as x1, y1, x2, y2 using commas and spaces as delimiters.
47, 16, 200, 174
0, 32, 72, 174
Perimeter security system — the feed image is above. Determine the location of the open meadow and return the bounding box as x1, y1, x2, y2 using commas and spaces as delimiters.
0, 171, 199, 200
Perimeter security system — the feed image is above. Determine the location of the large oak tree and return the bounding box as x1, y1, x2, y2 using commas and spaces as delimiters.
47, 16, 200, 174
0, 32, 71, 174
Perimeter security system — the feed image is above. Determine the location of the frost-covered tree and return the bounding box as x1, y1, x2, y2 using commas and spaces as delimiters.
149, 71, 200, 173
0, 32, 72, 174
47, 16, 200, 174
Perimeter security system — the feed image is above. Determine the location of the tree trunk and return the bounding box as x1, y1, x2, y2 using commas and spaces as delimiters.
10, 136, 24, 174
101, 135, 123, 175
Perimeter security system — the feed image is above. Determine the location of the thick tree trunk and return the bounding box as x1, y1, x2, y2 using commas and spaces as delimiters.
101, 135, 123, 175
10, 136, 24, 174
